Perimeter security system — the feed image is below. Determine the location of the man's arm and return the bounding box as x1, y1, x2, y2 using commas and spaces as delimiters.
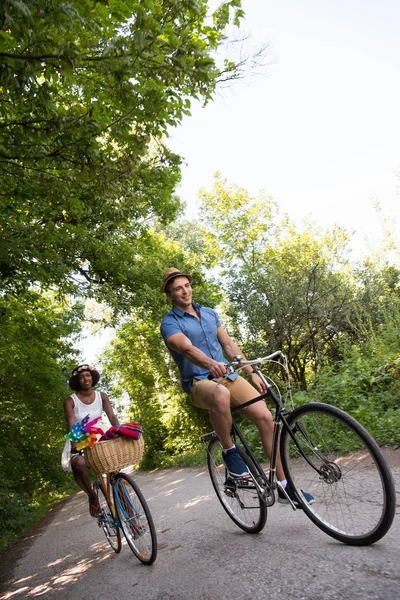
217, 327, 267, 394
166, 332, 228, 379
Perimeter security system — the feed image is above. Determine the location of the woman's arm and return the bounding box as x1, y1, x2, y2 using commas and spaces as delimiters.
64, 396, 76, 432
64, 396, 80, 449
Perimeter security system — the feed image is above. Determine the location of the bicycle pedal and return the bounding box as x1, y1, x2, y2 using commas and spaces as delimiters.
224, 477, 238, 490
248, 475, 275, 505
256, 478, 275, 506
263, 491, 275, 506
202, 431, 217, 443
236, 477, 253, 488
133, 526, 147, 539
225, 475, 252, 488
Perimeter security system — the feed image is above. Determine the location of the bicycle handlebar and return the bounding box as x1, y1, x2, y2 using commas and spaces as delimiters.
230, 351, 285, 370
207, 350, 286, 380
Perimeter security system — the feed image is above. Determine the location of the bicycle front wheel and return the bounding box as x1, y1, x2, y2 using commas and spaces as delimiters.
95, 481, 121, 553
280, 402, 396, 545
207, 438, 267, 534
113, 473, 157, 564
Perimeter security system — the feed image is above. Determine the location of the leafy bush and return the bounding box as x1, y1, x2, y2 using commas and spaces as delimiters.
0, 477, 78, 550
292, 324, 400, 447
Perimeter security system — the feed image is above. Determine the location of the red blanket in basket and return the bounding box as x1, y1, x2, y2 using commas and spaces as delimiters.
99, 423, 142, 441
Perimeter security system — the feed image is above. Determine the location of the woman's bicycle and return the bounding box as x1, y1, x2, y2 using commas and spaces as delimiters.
93, 470, 157, 564
202, 351, 396, 546
86, 436, 157, 564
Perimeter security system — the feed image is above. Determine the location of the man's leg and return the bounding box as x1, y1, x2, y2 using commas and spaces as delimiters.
226, 376, 286, 480
242, 400, 285, 481
190, 379, 249, 477
228, 377, 315, 506
206, 385, 234, 449
191, 379, 233, 448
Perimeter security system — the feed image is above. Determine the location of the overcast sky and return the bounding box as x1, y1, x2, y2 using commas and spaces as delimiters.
168, 0, 400, 256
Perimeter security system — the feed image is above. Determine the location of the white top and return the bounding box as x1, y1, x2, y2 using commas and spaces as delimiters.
70, 390, 103, 424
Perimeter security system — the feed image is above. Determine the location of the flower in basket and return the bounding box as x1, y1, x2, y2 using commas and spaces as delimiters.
76, 432, 98, 450
65, 415, 103, 443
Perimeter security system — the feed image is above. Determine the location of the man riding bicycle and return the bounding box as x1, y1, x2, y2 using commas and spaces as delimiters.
159, 268, 314, 507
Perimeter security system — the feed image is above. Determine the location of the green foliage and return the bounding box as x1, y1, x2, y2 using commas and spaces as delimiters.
0, 2, 251, 547
96, 225, 222, 467
0, 477, 78, 551
0, 487, 33, 548
0, 0, 245, 309
197, 176, 357, 389
293, 317, 400, 447
151, 446, 207, 469
101, 306, 210, 468
101, 180, 400, 469
0, 290, 82, 548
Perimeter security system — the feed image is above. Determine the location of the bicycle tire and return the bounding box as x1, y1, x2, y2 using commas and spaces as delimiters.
113, 473, 157, 564
95, 481, 122, 553
207, 438, 267, 534
280, 402, 396, 545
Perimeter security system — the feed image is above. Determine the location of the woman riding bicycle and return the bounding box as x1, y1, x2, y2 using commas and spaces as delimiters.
63, 364, 119, 517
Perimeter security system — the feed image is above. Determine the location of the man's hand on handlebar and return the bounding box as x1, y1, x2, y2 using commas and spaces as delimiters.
249, 371, 267, 394
208, 361, 229, 379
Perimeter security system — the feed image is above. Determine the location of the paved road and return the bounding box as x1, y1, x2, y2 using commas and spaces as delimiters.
1, 449, 399, 600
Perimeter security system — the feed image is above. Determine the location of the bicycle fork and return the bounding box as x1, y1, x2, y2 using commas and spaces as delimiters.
112, 479, 146, 538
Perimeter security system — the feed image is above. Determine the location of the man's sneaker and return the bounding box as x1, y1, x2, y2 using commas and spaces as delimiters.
278, 484, 315, 508
222, 446, 249, 478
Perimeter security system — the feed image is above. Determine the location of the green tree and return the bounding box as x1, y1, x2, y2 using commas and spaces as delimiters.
298, 318, 400, 447
0, 0, 246, 307
97, 225, 223, 465
0, 290, 81, 547
198, 177, 357, 389
101, 311, 209, 468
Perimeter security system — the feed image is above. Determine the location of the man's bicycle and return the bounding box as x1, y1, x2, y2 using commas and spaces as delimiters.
202, 351, 396, 546
86, 436, 157, 564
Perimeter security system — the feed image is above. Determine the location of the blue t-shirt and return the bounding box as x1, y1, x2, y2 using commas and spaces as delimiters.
160, 303, 238, 393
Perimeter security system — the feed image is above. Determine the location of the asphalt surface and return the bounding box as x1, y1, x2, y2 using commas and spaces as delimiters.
1, 448, 399, 600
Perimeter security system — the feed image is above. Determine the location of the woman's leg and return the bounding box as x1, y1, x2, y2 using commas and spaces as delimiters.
71, 454, 99, 512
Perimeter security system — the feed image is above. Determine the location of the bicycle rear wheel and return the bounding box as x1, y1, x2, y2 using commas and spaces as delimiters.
113, 473, 157, 564
280, 402, 396, 545
207, 438, 267, 534
94, 480, 121, 553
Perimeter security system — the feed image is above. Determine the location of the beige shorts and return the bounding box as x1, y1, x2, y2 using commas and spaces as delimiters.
190, 375, 259, 410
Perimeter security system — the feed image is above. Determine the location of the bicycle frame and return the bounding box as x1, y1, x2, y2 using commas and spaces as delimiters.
205, 357, 325, 499
204, 353, 397, 544
230, 384, 283, 495
95, 473, 121, 527
112, 476, 142, 525
98, 472, 145, 534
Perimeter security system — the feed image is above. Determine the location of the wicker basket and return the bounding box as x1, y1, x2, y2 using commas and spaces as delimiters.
85, 435, 144, 474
